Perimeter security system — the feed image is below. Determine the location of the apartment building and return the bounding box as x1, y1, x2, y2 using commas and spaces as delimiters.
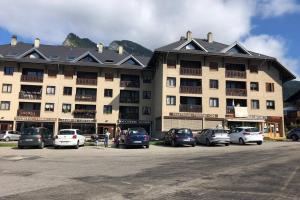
0, 36, 153, 137
0, 32, 295, 137
150, 31, 295, 138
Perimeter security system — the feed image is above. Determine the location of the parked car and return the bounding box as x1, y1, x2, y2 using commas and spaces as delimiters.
116, 127, 149, 148
18, 127, 53, 149
229, 127, 263, 145
0, 130, 21, 141
286, 128, 300, 141
54, 129, 86, 149
196, 129, 230, 146
164, 128, 196, 147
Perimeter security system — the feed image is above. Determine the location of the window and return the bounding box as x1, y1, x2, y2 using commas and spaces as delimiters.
266, 83, 275, 92
63, 87, 72, 96
62, 104, 71, 113
166, 96, 176, 105
249, 65, 258, 73
143, 91, 151, 99
209, 79, 219, 89
4, 67, 14, 75
166, 77, 176, 87
250, 82, 259, 91
209, 98, 219, 107
104, 89, 113, 97
209, 62, 218, 71
0, 101, 10, 110
105, 73, 114, 81
266, 100, 275, 110
45, 103, 54, 112
2, 84, 12, 93
142, 107, 151, 115
46, 86, 55, 95
251, 100, 260, 109
103, 105, 112, 114
143, 73, 152, 83
167, 59, 176, 68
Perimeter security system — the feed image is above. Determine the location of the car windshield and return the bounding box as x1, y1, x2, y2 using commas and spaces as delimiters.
177, 129, 193, 136
22, 128, 39, 135
129, 129, 146, 135
59, 130, 75, 135
245, 128, 259, 132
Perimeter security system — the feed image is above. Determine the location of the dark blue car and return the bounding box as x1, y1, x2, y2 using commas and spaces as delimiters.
116, 127, 150, 148
164, 128, 196, 147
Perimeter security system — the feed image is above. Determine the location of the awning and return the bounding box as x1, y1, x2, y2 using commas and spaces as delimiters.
226, 118, 265, 123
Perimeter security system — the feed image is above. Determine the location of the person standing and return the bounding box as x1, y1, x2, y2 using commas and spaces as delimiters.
104, 128, 111, 148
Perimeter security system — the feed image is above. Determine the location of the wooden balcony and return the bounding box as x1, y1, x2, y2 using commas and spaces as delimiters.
19, 92, 42, 100
21, 75, 43, 82
76, 78, 97, 86
180, 86, 202, 94
75, 95, 97, 102
73, 110, 96, 119
180, 68, 202, 76
120, 81, 140, 88
17, 109, 40, 117
226, 88, 247, 96
179, 104, 202, 113
225, 70, 246, 79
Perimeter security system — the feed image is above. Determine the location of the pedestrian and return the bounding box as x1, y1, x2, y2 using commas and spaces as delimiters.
104, 128, 111, 148
94, 132, 99, 147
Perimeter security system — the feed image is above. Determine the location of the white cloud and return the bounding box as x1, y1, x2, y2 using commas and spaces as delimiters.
243, 35, 299, 77
257, 0, 300, 18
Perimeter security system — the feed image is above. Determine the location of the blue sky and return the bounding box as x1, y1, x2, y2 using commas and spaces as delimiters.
0, 0, 299, 78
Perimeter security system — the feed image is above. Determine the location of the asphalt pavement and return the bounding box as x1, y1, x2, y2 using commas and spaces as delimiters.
0, 142, 299, 200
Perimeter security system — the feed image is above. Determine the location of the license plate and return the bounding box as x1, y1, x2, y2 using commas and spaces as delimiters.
133, 141, 142, 144
25, 139, 33, 141
184, 139, 190, 141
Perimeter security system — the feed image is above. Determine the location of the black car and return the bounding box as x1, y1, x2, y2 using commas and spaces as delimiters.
18, 127, 53, 149
164, 128, 196, 147
116, 128, 150, 148
286, 128, 300, 141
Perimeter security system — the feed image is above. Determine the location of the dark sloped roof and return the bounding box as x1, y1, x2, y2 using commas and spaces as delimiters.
0, 42, 150, 69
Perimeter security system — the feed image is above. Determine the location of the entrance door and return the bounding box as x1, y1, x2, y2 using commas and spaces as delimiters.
97, 124, 115, 138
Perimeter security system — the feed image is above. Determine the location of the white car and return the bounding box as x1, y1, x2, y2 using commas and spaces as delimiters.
229, 127, 263, 145
0, 130, 21, 141
54, 129, 85, 149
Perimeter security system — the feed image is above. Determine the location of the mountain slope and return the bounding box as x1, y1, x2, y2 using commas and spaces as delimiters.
63, 33, 96, 48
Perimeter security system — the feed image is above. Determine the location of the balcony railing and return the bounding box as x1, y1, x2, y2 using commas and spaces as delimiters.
180, 68, 202, 76
180, 86, 202, 94
179, 104, 202, 113
73, 110, 96, 119
226, 88, 247, 96
120, 81, 140, 88
76, 78, 97, 85
19, 92, 42, 100
17, 109, 40, 117
21, 75, 43, 82
75, 95, 97, 102
119, 113, 139, 120
225, 70, 246, 79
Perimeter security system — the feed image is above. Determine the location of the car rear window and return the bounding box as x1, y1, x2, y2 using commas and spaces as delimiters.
177, 129, 193, 136
59, 130, 75, 135
214, 129, 226, 134
245, 128, 259, 132
129, 129, 146, 135
22, 128, 39, 135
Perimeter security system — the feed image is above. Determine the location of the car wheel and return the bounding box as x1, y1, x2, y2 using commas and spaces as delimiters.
74, 141, 79, 149
205, 139, 211, 146
192, 143, 195, 147
257, 141, 263, 145
171, 140, 176, 147
39, 142, 44, 149
291, 134, 299, 141
239, 138, 245, 145
5, 137, 10, 142
146, 145, 149, 149
225, 143, 229, 146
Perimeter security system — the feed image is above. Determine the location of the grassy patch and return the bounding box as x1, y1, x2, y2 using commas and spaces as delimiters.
0, 142, 17, 147
149, 140, 164, 146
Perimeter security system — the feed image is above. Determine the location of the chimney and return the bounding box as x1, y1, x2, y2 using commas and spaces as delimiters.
207, 32, 213, 43
10, 35, 17, 46
186, 31, 192, 41
34, 38, 40, 48
97, 43, 103, 53
118, 45, 123, 55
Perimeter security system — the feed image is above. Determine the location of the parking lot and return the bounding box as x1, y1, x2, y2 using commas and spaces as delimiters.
0, 142, 299, 200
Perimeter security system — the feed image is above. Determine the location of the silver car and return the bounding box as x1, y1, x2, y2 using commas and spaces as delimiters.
196, 129, 230, 146
0, 130, 21, 141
